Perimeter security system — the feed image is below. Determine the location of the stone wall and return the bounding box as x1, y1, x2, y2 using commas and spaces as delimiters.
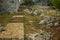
0, 0, 20, 13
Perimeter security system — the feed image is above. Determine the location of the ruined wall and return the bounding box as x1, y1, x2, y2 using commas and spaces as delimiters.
32, 0, 52, 6
0, 0, 20, 13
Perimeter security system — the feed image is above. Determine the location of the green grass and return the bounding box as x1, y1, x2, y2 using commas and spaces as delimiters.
24, 12, 43, 33
0, 13, 14, 26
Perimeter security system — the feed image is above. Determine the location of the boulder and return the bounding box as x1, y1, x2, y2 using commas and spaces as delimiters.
33, 10, 40, 15
0, 0, 20, 13
39, 20, 46, 25
24, 9, 33, 14
54, 22, 59, 27
0, 26, 5, 32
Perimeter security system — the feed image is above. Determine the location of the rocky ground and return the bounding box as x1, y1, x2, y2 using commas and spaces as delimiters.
0, 4, 60, 40
24, 5, 60, 40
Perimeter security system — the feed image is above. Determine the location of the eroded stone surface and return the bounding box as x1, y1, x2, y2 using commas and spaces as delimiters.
0, 23, 24, 39
0, 0, 20, 13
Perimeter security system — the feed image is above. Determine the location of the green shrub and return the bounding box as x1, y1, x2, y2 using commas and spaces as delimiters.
24, 0, 34, 5
52, 0, 60, 10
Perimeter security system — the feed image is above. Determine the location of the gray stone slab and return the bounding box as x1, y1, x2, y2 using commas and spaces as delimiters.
0, 0, 20, 13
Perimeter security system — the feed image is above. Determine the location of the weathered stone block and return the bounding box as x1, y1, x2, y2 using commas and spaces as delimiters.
0, 0, 20, 13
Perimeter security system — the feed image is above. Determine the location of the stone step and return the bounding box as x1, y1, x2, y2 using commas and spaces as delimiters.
12, 15, 24, 18
10, 20, 24, 23
10, 17, 24, 23
15, 12, 24, 15
11, 17, 24, 21
18, 7, 26, 12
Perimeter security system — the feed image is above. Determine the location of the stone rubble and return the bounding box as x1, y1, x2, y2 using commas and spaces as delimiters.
24, 8, 40, 15
39, 15, 60, 27
33, 10, 40, 15
25, 30, 52, 40
24, 7, 60, 27
24, 9, 33, 14
0, 26, 5, 32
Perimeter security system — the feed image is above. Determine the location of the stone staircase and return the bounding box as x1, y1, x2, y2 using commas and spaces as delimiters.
10, 6, 24, 23
0, 6, 24, 40
10, 15, 24, 23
